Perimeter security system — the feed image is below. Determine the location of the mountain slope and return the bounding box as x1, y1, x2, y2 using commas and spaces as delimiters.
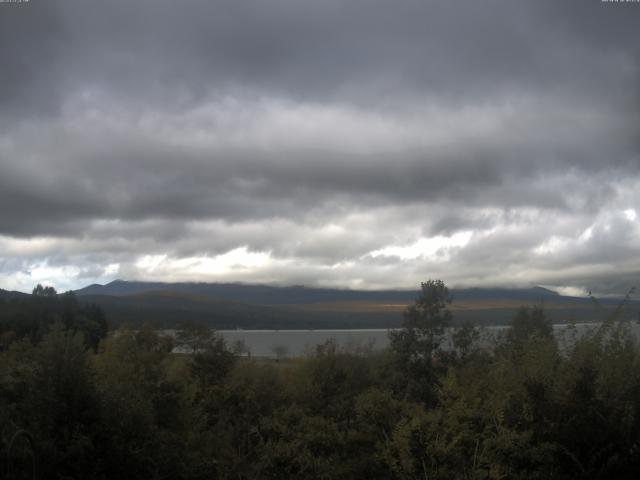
71, 280, 639, 329
78, 292, 401, 329
0, 288, 30, 300
76, 280, 577, 305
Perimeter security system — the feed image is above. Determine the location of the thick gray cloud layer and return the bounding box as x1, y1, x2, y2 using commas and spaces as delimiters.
0, 0, 639, 294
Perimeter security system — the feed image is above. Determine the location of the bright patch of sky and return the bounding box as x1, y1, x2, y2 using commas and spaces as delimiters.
369, 232, 473, 261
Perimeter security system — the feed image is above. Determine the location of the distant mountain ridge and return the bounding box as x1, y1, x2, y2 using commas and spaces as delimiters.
0, 288, 29, 300
74, 280, 569, 305
3, 281, 635, 329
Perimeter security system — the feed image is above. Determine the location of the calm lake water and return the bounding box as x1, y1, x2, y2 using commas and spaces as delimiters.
196, 322, 640, 357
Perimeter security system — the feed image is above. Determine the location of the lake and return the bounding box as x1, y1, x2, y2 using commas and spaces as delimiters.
208, 322, 640, 357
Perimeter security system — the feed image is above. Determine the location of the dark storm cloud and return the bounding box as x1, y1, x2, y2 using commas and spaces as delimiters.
2, 0, 639, 113
0, 0, 639, 293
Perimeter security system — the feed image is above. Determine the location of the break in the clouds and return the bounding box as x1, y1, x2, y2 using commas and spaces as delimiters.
0, 0, 639, 295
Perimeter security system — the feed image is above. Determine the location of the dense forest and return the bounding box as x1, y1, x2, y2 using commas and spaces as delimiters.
1, 280, 640, 479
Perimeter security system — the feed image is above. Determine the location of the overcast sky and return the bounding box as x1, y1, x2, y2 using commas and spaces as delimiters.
1, 0, 639, 295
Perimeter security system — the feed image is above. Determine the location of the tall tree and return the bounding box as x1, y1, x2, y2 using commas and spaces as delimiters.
388, 280, 453, 403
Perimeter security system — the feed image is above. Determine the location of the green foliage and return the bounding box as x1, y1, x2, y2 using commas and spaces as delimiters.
506, 305, 553, 346
1, 324, 100, 479
388, 280, 453, 403
177, 321, 237, 390
32, 284, 57, 297
0, 288, 108, 350
2, 280, 640, 479
452, 320, 482, 362
393, 280, 453, 355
